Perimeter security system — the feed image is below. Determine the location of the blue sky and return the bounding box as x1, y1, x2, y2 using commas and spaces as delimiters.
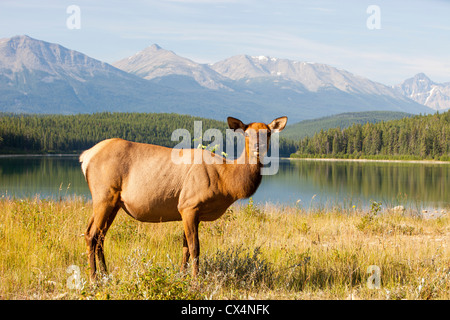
1, 0, 449, 85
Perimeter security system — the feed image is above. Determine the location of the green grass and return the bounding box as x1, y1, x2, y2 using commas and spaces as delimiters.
1, 197, 449, 300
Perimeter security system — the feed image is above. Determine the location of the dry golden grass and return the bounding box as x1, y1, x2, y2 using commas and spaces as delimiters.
0, 196, 449, 300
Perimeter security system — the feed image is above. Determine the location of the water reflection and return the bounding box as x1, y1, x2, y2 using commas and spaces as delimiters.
0, 156, 448, 211
254, 160, 449, 210
0, 156, 87, 198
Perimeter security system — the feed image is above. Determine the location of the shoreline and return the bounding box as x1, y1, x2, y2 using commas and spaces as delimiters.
1, 153, 448, 164
0, 153, 79, 158
285, 157, 450, 164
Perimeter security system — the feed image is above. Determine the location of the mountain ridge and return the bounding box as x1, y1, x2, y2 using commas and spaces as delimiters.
0, 35, 436, 122
113, 44, 230, 90
114, 43, 434, 115
394, 73, 450, 111
0, 35, 200, 115
211, 54, 394, 95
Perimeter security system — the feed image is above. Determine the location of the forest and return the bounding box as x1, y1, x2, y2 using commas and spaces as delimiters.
293, 111, 450, 161
2, 111, 448, 160
0, 112, 298, 156
282, 111, 412, 141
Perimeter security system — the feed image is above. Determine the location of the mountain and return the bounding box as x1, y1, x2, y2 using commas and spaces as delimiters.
210, 54, 432, 120
0, 35, 177, 114
113, 44, 229, 90
282, 111, 413, 141
113, 45, 433, 121
0, 36, 435, 123
211, 54, 428, 99
212, 55, 392, 94
394, 73, 450, 111
0, 35, 242, 118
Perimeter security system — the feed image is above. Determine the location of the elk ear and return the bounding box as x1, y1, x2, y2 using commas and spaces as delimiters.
268, 116, 288, 133
227, 117, 247, 131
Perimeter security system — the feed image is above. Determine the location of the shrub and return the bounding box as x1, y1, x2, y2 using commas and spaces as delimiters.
201, 245, 273, 290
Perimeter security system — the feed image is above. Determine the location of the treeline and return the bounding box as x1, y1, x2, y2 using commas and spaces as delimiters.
282, 111, 412, 141
0, 112, 298, 156
293, 111, 450, 161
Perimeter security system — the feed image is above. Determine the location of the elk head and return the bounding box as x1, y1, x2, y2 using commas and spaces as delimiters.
227, 116, 288, 163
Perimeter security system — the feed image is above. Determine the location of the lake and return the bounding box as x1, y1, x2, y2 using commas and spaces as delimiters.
0, 155, 448, 212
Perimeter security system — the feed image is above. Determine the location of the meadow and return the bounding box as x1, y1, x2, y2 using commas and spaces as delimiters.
0, 196, 449, 300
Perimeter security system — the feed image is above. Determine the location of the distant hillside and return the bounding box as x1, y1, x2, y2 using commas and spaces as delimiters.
0, 112, 297, 156
292, 110, 450, 160
282, 111, 413, 141
0, 112, 226, 153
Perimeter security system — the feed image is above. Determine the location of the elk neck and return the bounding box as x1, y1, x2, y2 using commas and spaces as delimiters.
222, 139, 263, 200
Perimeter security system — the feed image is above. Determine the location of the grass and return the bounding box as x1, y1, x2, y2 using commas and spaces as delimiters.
0, 196, 449, 300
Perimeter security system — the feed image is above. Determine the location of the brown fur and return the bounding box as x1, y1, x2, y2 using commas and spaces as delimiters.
80, 116, 287, 280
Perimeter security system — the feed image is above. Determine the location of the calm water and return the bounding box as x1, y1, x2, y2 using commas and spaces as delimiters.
0, 156, 448, 211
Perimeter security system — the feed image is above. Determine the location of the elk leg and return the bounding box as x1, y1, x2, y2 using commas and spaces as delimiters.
85, 215, 98, 281
181, 209, 200, 278
180, 232, 190, 273
85, 191, 120, 281
96, 206, 119, 276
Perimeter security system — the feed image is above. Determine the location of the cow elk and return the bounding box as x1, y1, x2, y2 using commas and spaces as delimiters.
79, 116, 287, 281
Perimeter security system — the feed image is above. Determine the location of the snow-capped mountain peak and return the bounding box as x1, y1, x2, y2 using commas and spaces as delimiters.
0, 35, 436, 120
211, 54, 406, 96
394, 73, 450, 111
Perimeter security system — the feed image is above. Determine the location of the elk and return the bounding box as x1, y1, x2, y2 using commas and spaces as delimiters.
79, 116, 287, 281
